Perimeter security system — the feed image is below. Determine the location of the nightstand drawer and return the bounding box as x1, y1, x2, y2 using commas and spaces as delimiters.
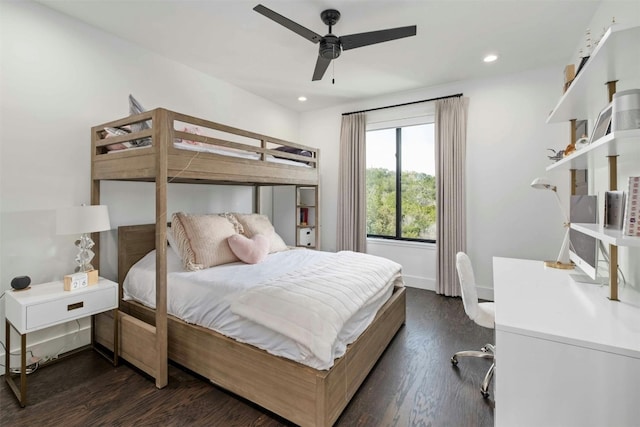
24, 286, 117, 332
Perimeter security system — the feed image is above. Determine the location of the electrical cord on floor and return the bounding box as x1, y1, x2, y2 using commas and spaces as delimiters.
1, 338, 39, 374
10, 362, 39, 375
42, 319, 81, 363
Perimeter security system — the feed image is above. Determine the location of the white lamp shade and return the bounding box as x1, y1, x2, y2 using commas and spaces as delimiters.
530, 177, 556, 191
57, 205, 111, 235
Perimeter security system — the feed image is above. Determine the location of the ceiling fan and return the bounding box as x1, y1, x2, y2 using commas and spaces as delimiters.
254, 4, 417, 82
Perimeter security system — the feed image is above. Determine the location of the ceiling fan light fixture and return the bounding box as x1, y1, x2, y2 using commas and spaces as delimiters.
483, 53, 499, 63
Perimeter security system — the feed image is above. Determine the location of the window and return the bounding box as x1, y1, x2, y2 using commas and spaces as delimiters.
366, 122, 436, 242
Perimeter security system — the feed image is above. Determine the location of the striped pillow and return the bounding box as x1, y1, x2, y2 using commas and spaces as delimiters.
171, 212, 240, 271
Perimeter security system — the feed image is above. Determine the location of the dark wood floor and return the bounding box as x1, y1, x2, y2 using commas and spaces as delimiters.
1, 288, 494, 426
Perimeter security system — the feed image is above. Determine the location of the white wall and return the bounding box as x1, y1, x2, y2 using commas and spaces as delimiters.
300, 67, 570, 299
0, 1, 299, 363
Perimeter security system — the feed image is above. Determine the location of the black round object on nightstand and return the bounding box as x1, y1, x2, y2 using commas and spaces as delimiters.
11, 276, 31, 290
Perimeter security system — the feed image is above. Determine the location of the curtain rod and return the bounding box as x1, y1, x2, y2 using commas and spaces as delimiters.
342, 93, 463, 116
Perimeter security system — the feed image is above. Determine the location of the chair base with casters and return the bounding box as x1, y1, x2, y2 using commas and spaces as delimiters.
451, 343, 495, 398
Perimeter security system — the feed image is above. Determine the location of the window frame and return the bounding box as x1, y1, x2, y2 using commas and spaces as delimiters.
365, 117, 436, 244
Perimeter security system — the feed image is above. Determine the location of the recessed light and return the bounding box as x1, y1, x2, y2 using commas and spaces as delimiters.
483, 54, 498, 63
298, 96, 307, 102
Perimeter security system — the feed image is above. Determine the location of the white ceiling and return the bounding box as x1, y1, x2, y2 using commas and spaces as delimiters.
38, 0, 602, 112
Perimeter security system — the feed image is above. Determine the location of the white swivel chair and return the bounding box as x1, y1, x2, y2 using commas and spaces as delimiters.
451, 251, 495, 398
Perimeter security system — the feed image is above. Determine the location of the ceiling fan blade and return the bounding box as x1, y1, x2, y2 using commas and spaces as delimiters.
340, 25, 417, 51
312, 56, 332, 81
254, 4, 322, 44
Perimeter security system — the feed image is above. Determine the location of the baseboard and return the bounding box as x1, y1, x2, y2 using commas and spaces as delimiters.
0, 324, 91, 373
404, 275, 494, 301
477, 286, 494, 302
402, 274, 436, 291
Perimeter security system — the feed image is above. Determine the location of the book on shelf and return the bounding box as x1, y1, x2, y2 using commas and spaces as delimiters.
604, 190, 625, 229
623, 177, 640, 236
299, 207, 308, 226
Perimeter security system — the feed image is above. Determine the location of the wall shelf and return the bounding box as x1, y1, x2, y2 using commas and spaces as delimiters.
296, 186, 319, 249
546, 129, 640, 171
571, 223, 640, 247
545, 23, 640, 301
546, 25, 640, 124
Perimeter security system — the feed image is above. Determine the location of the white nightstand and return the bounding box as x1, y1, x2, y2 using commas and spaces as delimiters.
4, 277, 118, 407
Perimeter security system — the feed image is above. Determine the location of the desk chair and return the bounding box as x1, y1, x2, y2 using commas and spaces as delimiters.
451, 252, 495, 398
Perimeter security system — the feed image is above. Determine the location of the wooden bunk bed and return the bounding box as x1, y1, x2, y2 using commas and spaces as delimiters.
91, 108, 407, 427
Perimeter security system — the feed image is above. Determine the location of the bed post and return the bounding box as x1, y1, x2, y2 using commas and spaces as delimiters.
154, 108, 170, 388
90, 126, 102, 272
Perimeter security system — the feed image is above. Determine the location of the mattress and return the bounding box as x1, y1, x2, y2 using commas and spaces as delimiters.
174, 141, 312, 167
123, 248, 402, 370
107, 140, 311, 167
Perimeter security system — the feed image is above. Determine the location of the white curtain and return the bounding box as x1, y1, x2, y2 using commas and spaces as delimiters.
435, 97, 469, 296
337, 112, 367, 252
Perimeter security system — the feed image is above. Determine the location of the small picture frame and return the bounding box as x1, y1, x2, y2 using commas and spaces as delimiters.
589, 103, 612, 144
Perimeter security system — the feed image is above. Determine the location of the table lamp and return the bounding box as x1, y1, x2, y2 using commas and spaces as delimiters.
530, 178, 574, 269
57, 205, 111, 272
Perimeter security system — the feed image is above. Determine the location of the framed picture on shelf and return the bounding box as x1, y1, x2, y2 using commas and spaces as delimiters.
589, 103, 612, 144
604, 190, 625, 229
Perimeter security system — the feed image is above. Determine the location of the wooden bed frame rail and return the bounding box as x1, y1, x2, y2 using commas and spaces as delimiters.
91, 108, 319, 186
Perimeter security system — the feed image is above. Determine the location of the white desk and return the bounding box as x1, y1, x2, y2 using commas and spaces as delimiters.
493, 257, 640, 427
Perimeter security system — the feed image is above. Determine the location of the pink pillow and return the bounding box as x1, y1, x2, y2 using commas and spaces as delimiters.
227, 234, 269, 264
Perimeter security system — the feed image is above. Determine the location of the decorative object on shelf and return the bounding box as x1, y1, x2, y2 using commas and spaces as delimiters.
574, 28, 593, 78
563, 64, 575, 93
563, 141, 576, 157
87, 268, 99, 285
623, 176, 640, 236
547, 148, 564, 162
612, 88, 640, 131
589, 102, 613, 144
56, 204, 111, 273
575, 55, 589, 77
300, 207, 309, 226
530, 177, 574, 269
63, 272, 89, 291
584, 28, 593, 56
604, 190, 626, 229
575, 134, 590, 150
10, 275, 31, 291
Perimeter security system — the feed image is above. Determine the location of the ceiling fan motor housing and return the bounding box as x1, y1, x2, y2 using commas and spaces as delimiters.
320, 35, 341, 59
320, 9, 341, 26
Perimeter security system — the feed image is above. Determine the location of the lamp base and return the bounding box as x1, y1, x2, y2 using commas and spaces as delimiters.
544, 260, 575, 270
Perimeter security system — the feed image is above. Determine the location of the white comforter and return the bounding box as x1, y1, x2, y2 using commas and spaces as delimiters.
231, 251, 402, 365
123, 248, 403, 369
